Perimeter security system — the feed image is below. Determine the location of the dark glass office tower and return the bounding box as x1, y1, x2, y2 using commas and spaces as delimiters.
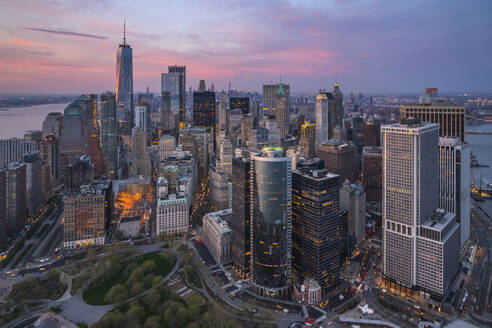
168, 65, 186, 129
231, 156, 251, 278
193, 90, 216, 129
100, 92, 118, 178
115, 23, 133, 135
292, 168, 341, 297
230, 97, 250, 115
250, 149, 291, 299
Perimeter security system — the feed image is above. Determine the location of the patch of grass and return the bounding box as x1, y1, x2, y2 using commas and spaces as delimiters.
83, 251, 175, 306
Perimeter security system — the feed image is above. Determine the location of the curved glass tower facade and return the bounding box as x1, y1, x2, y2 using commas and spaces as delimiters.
250, 149, 291, 298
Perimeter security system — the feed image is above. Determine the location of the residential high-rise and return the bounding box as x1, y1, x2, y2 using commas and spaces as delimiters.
231, 154, 252, 278
315, 91, 335, 145
230, 97, 250, 115
400, 102, 466, 142
0, 137, 38, 168
115, 22, 133, 132
340, 181, 366, 245
23, 152, 42, 217
42, 112, 63, 139
382, 119, 438, 288
298, 121, 316, 159
167, 65, 186, 128
24, 131, 42, 147
362, 146, 383, 202
292, 168, 341, 297
250, 149, 292, 298
63, 188, 105, 249
438, 137, 470, 248
5, 163, 27, 237
100, 92, 118, 178
317, 140, 356, 184
40, 135, 60, 186
263, 83, 290, 139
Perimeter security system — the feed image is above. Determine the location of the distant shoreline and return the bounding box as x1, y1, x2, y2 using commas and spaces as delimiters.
0, 101, 71, 110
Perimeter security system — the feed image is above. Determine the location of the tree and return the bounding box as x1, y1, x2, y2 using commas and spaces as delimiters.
141, 260, 156, 274
125, 268, 144, 287
47, 269, 61, 282
143, 315, 160, 328
143, 288, 160, 306
105, 284, 129, 304
152, 275, 163, 287
131, 282, 145, 296
127, 304, 145, 323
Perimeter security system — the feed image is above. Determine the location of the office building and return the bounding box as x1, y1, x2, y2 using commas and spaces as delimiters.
315, 91, 335, 145
250, 148, 292, 298
362, 146, 383, 202
416, 210, 460, 298
231, 154, 251, 278
24, 131, 42, 147
217, 91, 227, 130
438, 137, 470, 248
340, 181, 366, 245
382, 118, 441, 292
63, 188, 105, 249
158, 135, 176, 161
0, 170, 6, 249
66, 155, 94, 193
23, 152, 42, 217
118, 216, 141, 239
209, 161, 230, 211
129, 128, 151, 177
240, 115, 254, 147
298, 121, 316, 159
115, 23, 133, 126
317, 140, 356, 184
332, 82, 344, 133
263, 83, 290, 139
352, 116, 364, 157
400, 102, 466, 142
218, 135, 233, 177
42, 112, 63, 139
202, 209, 232, 265
0, 137, 38, 168
60, 102, 86, 177
230, 97, 250, 115
193, 89, 216, 131
5, 163, 27, 237
134, 105, 148, 132
40, 135, 60, 186
155, 177, 188, 235
167, 65, 186, 128
248, 128, 268, 150
292, 168, 341, 296
362, 119, 381, 147
100, 92, 118, 178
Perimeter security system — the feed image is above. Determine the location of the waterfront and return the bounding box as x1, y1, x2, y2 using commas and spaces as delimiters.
468, 124, 492, 217
0, 103, 69, 138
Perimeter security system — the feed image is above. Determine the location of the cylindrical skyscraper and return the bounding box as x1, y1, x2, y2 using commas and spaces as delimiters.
250, 148, 292, 298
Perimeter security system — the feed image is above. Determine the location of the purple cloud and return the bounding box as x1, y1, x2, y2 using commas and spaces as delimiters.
24, 27, 107, 40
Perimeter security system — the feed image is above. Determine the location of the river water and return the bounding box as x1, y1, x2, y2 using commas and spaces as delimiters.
0, 103, 69, 138
467, 124, 492, 217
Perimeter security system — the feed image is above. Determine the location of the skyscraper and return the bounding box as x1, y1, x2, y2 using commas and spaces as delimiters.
400, 102, 466, 142
382, 118, 441, 291
317, 140, 356, 184
134, 104, 148, 132
40, 135, 60, 186
250, 148, 292, 298
362, 146, 383, 202
167, 65, 186, 128
100, 92, 118, 178
438, 137, 470, 248
230, 97, 250, 115
0, 137, 38, 168
23, 152, 42, 217
129, 128, 151, 177
42, 112, 63, 139
292, 168, 341, 296
332, 82, 344, 133
362, 119, 381, 147
340, 181, 366, 245
5, 162, 26, 237
315, 91, 335, 145
263, 83, 290, 139
0, 169, 6, 250
61, 101, 86, 172
298, 121, 316, 159
115, 22, 133, 134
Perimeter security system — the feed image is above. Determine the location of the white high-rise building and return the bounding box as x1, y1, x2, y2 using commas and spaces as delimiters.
315, 91, 334, 145
382, 118, 459, 299
155, 177, 188, 235
438, 137, 470, 248
134, 105, 147, 131
382, 119, 439, 288
340, 181, 366, 245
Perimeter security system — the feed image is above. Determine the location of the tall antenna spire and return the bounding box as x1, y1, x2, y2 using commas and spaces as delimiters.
123, 19, 126, 45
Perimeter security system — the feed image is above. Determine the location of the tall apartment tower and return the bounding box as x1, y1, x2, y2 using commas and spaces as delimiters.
292, 168, 341, 296
438, 137, 470, 248
250, 149, 292, 298
315, 91, 335, 145
400, 102, 466, 142
115, 22, 133, 130
100, 92, 118, 178
263, 83, 290, 139
382, 119, 439, 289
332, 82, 344, 133
168, 65, 186, 128
5, 163, 27, 237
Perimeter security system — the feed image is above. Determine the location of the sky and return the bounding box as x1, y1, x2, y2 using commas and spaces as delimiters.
0, 0, 491, 94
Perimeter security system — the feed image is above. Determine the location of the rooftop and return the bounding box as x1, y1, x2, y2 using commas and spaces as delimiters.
421, 209, 455, 232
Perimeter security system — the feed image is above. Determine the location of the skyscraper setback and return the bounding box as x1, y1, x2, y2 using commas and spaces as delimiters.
115, 22, 133, 134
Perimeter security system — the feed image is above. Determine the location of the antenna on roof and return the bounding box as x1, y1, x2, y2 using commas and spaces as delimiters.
123, 19, 126, 45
